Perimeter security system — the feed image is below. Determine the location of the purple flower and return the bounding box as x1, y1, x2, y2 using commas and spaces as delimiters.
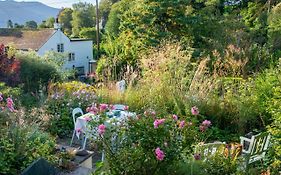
199, 120, 211, 132
172, 114, 178, 121
153, 119, 165, 128
191, 106, 199, 115
99, 104, 108, 112
202, 120, 211, 127
155, 147, 165, 161
179, 120, 185, 129
98, 124, 106, 135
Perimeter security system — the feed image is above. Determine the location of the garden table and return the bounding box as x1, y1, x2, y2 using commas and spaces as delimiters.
74, 110, 135, 148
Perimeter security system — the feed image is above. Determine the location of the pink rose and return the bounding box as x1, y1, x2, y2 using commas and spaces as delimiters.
179, 120, 185, 129
84, 116, 91, 122
154, 119, 165, 128
89, 105, 98, 114
109, 104, 115, 110
172, 114, 178, 121
123, 105, 129, 110
202, 120, 211, 127
99, 104, 108, 111
199, 125, 206, 132
6, 97, 13, 104
155, 147, 165, 161
191, 106, 199, 115
98, 124, 106, 135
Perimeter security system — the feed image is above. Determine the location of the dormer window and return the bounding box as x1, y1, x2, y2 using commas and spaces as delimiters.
68, 53, 75, 61
57, 43, 64, 52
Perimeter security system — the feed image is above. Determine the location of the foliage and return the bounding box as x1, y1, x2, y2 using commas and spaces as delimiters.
39, 17, 55, 28
104, 2, 122, 37
79, 27, 97, 41
41, 51, 75, 81
99, 0, 120, 29
0, 82, 21, 101
58, 8, 73, 36
176, 154, 241, 175
71, 2, 96, 37
46, 81, 96, 137
268, 2, 281, 51
264, 60, 281, 172
0, 96, 56, 174
0, 125, 56, 174
87, 104, 212, 174
16, 51, 62, 93
24, 20, 38, 29
0, 44, 21, 86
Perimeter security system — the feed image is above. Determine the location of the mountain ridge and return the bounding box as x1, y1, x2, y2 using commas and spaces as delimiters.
0, 0, 60, 27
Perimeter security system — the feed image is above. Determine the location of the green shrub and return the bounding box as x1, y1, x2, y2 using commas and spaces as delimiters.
0, 125, 56, 174
265, 63, 281, 172
176, 154, 241, 175
17, 51, 61, 93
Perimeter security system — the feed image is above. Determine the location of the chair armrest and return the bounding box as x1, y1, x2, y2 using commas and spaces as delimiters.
240, 136, 251, 143
240, 136, 252, 153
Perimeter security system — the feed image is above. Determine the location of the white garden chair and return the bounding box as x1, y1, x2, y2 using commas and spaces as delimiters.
240, 132, 271, 169
70, 107, 84, 147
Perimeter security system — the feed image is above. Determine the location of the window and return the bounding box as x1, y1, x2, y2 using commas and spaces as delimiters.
57, 43, 64, 52
68, 53, 75, 61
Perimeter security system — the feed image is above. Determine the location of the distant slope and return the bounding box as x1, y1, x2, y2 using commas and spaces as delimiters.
0, 0, 60, 27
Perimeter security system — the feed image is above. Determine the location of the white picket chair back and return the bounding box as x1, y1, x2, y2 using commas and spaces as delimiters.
70, 107, 84, 147
72, 107, 84, 125
240, 133, 271, 165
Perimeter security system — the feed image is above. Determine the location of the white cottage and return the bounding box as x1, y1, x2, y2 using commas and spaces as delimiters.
0, 24, 95, 75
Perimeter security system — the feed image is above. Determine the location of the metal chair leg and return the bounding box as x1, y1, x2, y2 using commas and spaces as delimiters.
70, 130, 75, 146
83, 136, 87, 149
101, 150, 105, 162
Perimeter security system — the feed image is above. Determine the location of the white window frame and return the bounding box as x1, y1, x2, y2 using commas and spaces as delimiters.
68, 52, 75, 61
57, 43, 64, 52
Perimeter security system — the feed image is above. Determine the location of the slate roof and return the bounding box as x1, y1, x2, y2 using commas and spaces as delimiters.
0, 28, 56, 51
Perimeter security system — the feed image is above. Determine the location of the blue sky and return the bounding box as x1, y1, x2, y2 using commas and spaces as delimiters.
14, 0, 97, 8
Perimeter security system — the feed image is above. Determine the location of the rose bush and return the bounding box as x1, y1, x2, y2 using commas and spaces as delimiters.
86, 105, 213, 174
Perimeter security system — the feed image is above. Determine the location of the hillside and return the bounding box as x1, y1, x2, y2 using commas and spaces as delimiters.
0, 0, 60, 27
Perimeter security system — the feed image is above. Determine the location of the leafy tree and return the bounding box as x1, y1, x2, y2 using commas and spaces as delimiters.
24, 20, 38, 29
99, 0, 120, 28
79, 27, 97, 41
39, 17, 55, 28
268, 2, 281, 51
105, 2, 122, 37
14, 23, 24, 28
71, 2, 96, 37
6, 20, 13, 28
58, 8, 73, 36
